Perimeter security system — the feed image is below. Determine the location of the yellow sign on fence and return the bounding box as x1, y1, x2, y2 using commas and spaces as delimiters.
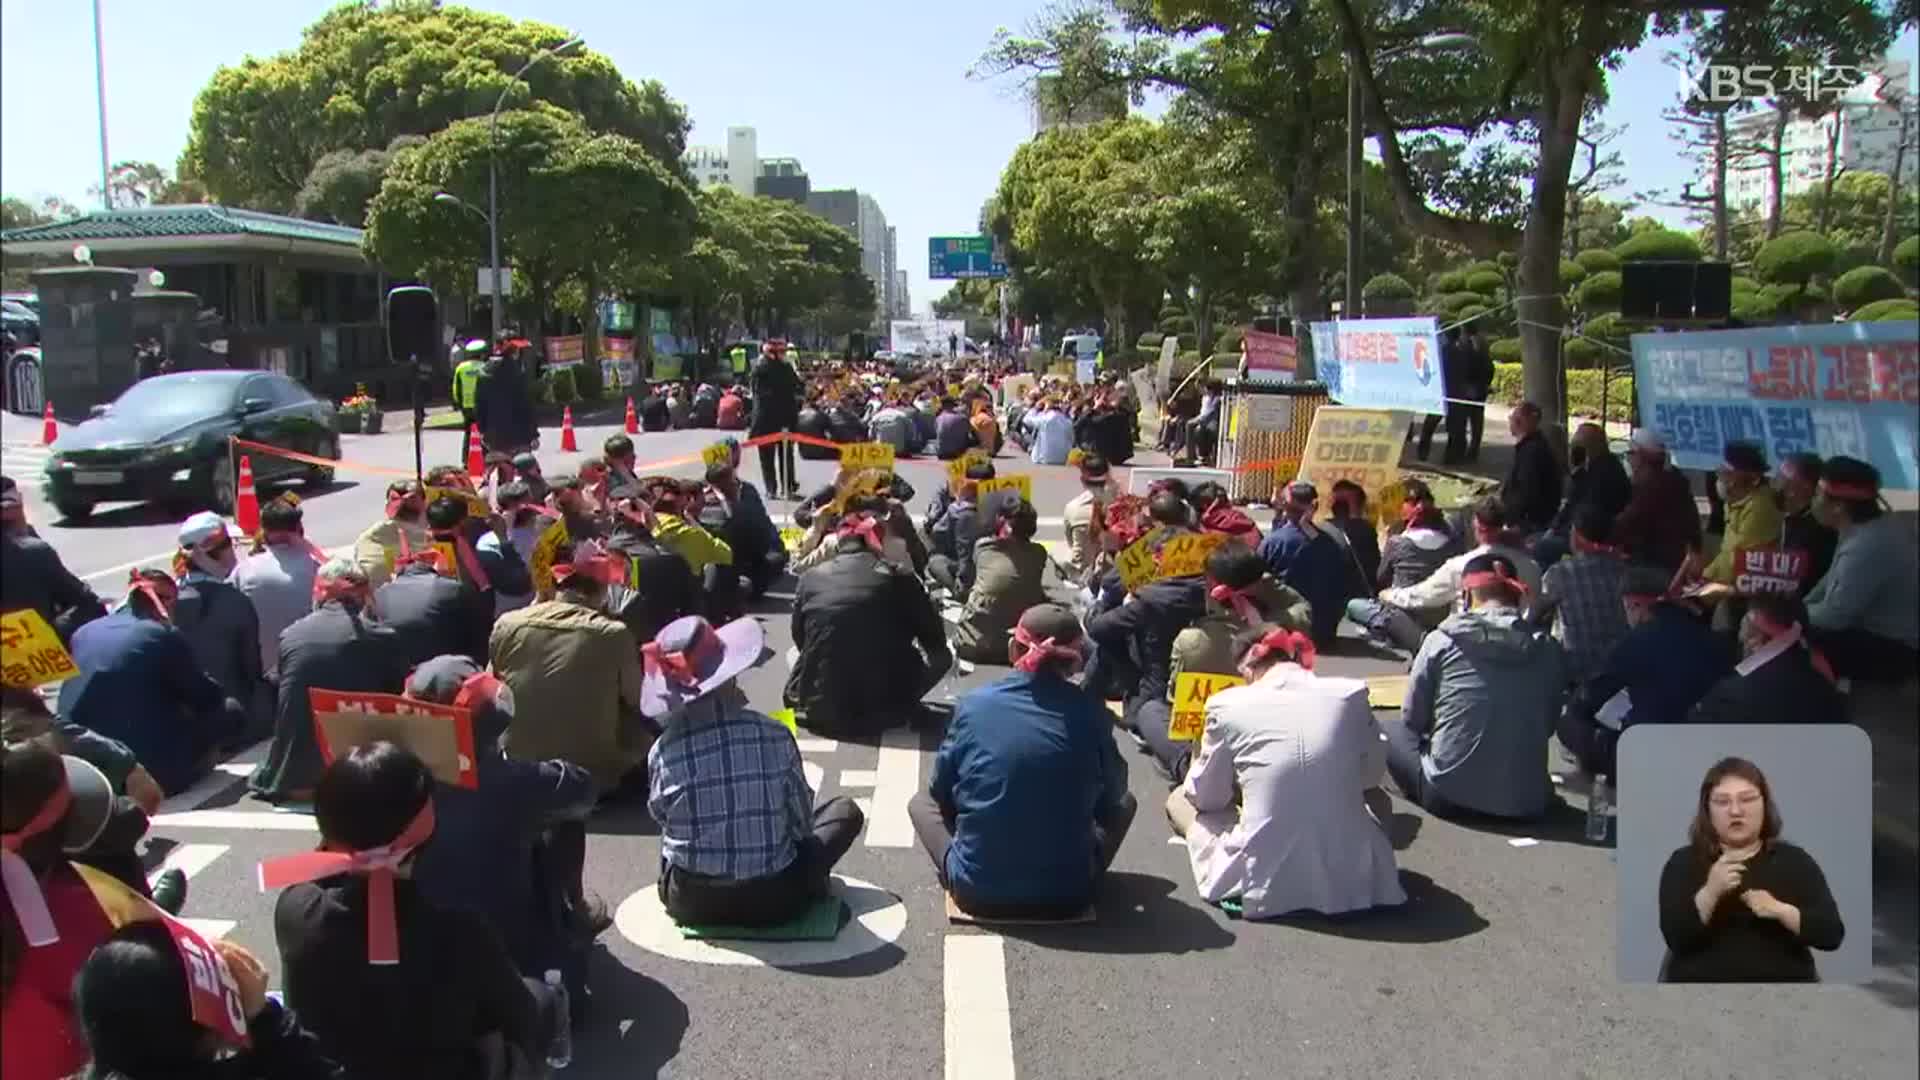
1169, 672, 1245, 741
0, 609, 79, 689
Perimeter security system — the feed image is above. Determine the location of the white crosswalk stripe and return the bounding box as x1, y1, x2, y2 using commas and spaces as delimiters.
3, 439, 52, 471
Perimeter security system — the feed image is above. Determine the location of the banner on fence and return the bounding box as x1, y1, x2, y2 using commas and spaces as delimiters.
1242, 330, 1297, 385
1309, 317, 1446, 414
1631, 322, 1919, 490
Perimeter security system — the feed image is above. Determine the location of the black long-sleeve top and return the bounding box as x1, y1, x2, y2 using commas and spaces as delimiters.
1657, 841, 1844, 983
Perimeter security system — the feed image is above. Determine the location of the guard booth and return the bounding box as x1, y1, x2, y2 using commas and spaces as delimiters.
1216, 380, 1331, 504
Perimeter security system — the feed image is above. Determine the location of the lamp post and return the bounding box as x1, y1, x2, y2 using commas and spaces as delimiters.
486, 35, 584, 341
1345, 32, 1481, 320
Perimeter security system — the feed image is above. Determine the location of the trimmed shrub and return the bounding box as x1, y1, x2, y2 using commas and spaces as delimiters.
1465, 270, 1506, 296
1436, 291, 1488, 314
1432, 270, 1470, 294
1455, 304, 1492, 326
1158, 303, 1185, 322
1731, 275, 1762, 295
1832, 265, 1905, 311
1582, 312, 1628, 345
1753, 230, 1838, 285
1730, 290, 1779, 324
1559, 259, 1588, 288
1575, 270, 1623, 312
1895, 235, 1920, 285
1465, 259, 1500, 276
1497, 251, 1519, 270
1563, 336, 1604, 368
1850, 298, 1920, 322
1574, 249, 1621, 275
1136, 331, 1166, 349
1613, 229, 1702, 262
1362, 272, 1416, 300
1489, 337, 1524, 364
573, 352, 604, 400
1213, 327, 1245, 354
544, 365, 579, 407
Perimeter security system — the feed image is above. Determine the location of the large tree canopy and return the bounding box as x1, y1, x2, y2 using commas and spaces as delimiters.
182, 0, 688, 215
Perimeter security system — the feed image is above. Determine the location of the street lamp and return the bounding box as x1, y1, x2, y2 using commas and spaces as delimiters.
486, 34, 584, 340
1345, 32, 1481, 320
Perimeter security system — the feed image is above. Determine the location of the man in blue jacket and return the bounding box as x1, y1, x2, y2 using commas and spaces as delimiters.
1257, 481, 1348, 648
910, 604, 1136, 918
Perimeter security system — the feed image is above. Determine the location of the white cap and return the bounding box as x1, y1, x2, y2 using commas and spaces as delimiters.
178, 510, 228, 549
1629, 429, 1667, 454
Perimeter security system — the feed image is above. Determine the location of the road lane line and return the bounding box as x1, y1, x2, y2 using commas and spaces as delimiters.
152, 810, 317, 832
865, 728, 920, 847
944, 935, 1016, 1080
181, 918, 237, 940
804, 761, 825, 793
840, 769, 878, 787
795, 737, 839, 753
148, 843, 228, 887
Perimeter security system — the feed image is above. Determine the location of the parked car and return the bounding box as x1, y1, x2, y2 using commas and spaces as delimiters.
41, 369, 339, 522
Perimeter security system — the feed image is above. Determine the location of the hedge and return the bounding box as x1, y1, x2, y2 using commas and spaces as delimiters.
1832, 265, 1905, 311
1213, 327, 1245, 354
1850, 298, 1920, 321
1574, 249, 1621, 275
1581, 312, 1628, 345
1497, 252, 1519, 270
1432, 270, 1470, 294
573, 351, 604, 400
1491, 362, 1634, 423
1363, 272, 1416, 300
1489, 337, 1523, 363
1465, 259, 1501, 276
1455, 304, 1492, 326
1613, 229, 1702, 262
1136, 331, 1165, 349
1576, 270, 1623, 312
1896, 235, 1920, 285
1731, 275, 1762, 295
1559, 259, 1588, 287
1563, 337, 1605, 368
542, 366, 579, 407
1436, 290, 1488, 313
1730, 290, 1779, 323
1753, 230, 1838, 285
1465, 270, 1506, 296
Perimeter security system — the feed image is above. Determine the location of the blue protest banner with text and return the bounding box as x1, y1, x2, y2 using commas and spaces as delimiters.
1309, 317, 1446, 414
1631, 322, 1919, 490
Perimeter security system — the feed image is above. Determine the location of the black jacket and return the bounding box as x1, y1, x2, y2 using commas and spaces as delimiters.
372, 567, 492, 668
748, 357, 802, 432
0, 531, 105, 643
786, 545, 951, 738
435, 522, 533, 599
604, 528, 700, 645
78, 1000, 345, 1080
1689, 645, 1845, 726
250, 603, 409, 800
1504, 430, 1563, 533
1551, 451, 1633, 534
1087, 575, 1209, 706
170, 576, 267, 723
473, 357, 536, 450
1074, 408, 1133, 465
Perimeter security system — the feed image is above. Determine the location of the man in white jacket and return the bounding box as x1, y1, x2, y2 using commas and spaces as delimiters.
1354, 496, 1541, 652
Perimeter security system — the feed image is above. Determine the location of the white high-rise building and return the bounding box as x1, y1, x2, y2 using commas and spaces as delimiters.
893, 270, 910, 319
683, 145, 730, 190
681, 125, 761, 196
1716, 59, 1915, 210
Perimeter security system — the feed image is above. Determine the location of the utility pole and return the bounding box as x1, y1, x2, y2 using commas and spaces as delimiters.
92, 0, 112, 210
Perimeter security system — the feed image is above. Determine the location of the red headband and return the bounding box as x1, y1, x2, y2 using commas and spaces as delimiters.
1011, 623, 1086, 673
1821, 479, 1878, 501
836, 514, 885, 554
1461, 567, 1531, 600
1245, 627, 1315, 671
257, 799, 436, 965
128, 571, 176, 622
642, 622, 725, 688
2, 776, 72, 947
1207, 581, 1262, 624
551, 551, 623, 587
1749, 609, 1836, 683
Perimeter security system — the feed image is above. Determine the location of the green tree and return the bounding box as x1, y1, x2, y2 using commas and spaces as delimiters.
87, 161, 202, 209
293, 136, 426, 227
183, 1, 687, 215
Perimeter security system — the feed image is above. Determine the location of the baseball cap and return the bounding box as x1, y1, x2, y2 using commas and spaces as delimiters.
511, 451, 540, 472
1629, 429, 1667, 454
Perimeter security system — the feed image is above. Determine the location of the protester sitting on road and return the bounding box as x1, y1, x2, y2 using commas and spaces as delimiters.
1167, 624, 1404, 918
1023, 397, 1074, 465
602, 434, 640, 491
927, 460, 998, 600
545, 473, 605, 543
912, 604, 1136, 919
1346, 480, 1459, 644
490, 541, 644, 937
642, 478, 739, 621
1688, 593, 1845, 726
71, 923, 342, 1080
1089, 510, 1210, 752
704, 461, 786, 600
952, 499, 1052, 664
506, 452, 545, 506
1537, 423, 1633, 571
233, 495, 323, 681
372, 545, 491, 670
599, 485, 700, 646
268, 742, 546, 1078
932, 398, 972, 460
1, 475, 106, 644
1558, 568, 1734, 781
1192, 481, 1262, 547
1257, 482, 1348, 649
787, 509, 953, 739
352, 481, 431, 590
1325, 480, 1380, 595
1062, 453, 1111, 583
1502, 401, 1561, 536
476, 481, 544, 616
1384, 554, 1564, 821
168, 512, 268, 744
716, 386, 748, 430
969, 399, 1001, 457
646, 616, 865, 927
59, 570, 239, 798
1, 743, 152, 1080
249, 559, 407, 806
1533, 504, 1632, 690
1797, 456, 1919, 682
639, 385, 670, 432
402, 656, 595, 995
1348, 495, 1541, 652
666, 384, 690, 430
1613, 430, 1703, 575
1755, 452, 1835, 599
1683, 441, 1783, 593
1077, 390, 1136, 466
423, 494, 532, 608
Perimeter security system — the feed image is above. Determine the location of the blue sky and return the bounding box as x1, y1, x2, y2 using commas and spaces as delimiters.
2, 1, 1912, 314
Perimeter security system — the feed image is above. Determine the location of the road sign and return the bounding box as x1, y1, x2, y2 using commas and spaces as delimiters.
476, 266, 515, 297
929, 236, 1007, 280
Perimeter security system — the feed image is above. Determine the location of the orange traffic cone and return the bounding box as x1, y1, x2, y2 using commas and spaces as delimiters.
234, 456, 260, 534
40, 401, 56, 445
624, 397, 638, 435
559, 406, 578, 452
466, 425, 484, 481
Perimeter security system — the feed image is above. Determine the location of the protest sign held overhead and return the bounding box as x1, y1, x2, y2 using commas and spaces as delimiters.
1, 608, 79, 689
310, 689, 479, 789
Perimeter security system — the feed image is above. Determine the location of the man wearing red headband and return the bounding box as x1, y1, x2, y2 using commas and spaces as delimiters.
1534, 504, 1632, 690
234, 495, 326, 682
912, 604, 1134, 919
951, 500, 1051, 663
1061, 452, 1113, 581
1803, 456, 1917, 680
1690, 593, 1845, 725
1772, 452, 1836, 598
1385, 553, 1564, 820
351, 480, 430, 590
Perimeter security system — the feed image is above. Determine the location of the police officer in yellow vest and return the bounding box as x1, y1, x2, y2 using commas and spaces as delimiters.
730, 345, 749, 382
451, 339, 487, 431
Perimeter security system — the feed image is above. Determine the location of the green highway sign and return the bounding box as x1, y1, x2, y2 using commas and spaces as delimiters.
929, 236, 1007, 280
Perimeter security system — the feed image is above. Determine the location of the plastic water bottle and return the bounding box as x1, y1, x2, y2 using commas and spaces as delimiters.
543, 969, 572, 1069
1586, 777, 1613, 844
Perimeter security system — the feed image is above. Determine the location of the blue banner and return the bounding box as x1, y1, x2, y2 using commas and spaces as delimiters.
1632, 322, 1920, 490
1308, 317, 1446, 414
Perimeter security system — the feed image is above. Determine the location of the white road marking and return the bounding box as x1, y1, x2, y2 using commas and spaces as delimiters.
794, 737, 838, 753
944, 934, 1016, 1080
865, 728, 920, 848
152, 810, 317, 832
804, 761, 825, 793
614, 874, 908, 968
148, 843, 227, 887
854, 796, 872, 818
181, 918, 237, 940
1167, 836, 1183, 845
215, 761, 255, 778
840, 769, 878, 787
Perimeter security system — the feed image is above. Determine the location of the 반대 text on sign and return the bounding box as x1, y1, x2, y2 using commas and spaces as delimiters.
1632, 322, 1919, 490
1308, 316, 1446, 414
1295, 406, 1404, 500
840, 441, 896, 473
1242, 329, 1298, 385
1733, 546, 1810, 595
1170, 672, 1245, 741
310, 689, 479, 789
0, 608, 80, 689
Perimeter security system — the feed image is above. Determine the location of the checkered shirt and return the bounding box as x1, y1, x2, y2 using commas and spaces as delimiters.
647, 707, 814, 880
1539, 551, 1630, 686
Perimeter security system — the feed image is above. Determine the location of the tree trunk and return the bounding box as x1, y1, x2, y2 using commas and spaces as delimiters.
581, 269, 600, 376
1288, 282, 1321, 380
1187, 286, 1215, 358
1712, 111, 1730, 261
1514, 54, 1589, 443
1816, 112, 1845, 236
1566, 194, 1582, 257
1765, 110, 1788, 240
1878, 101, 1911, 266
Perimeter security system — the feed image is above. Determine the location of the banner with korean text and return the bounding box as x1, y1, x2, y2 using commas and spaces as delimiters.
1241, 329, 1297, 385
1632, 322, 1919, 490
1308, 317, 1446, 414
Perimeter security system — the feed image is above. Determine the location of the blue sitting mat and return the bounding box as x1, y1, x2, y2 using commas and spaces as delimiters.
676, 895, 848, 941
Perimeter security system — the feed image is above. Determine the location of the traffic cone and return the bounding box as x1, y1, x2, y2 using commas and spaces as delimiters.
559, 406, 578, 452
466, 425, 484, 481
40, 401, 56, 445
624, 397, 638, 435
234, 456, 260, 534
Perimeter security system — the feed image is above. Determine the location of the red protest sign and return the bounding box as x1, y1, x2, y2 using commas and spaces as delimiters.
1243, 330, 1297, 382
310, 689, 479, 789
164, 914, 251, 1046
1733, 546, 1810, 596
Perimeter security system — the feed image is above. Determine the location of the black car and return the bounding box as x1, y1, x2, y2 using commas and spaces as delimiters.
42, 369, 340, 521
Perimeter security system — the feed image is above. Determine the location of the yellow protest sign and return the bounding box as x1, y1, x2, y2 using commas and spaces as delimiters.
1369, 479, 1410, 530
840, 441, 895, 472
433, 540, 460, 579
827, 469, 891, 515
1296, 407, 1402, 499
528, 517, 571, 598
424, 485, 490, 521
1067, 448, 1085, 467
1159, 531, 1226, 579
0, 609, 80, 688
701, 442, 732, 468
1169, 672, 1245, 741
1116, 529, 1163, 592
946, 448, 991, 487
976, 474, 1032, 507
1271, 455, 1303, 487
780, 526, 807, 553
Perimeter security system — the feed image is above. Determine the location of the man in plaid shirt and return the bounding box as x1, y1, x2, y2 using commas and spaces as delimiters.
1533, 505, 1630, 689
645, 615, 864, 926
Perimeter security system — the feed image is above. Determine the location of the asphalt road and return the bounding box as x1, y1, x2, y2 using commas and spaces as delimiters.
5, 409, 1916, 1079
